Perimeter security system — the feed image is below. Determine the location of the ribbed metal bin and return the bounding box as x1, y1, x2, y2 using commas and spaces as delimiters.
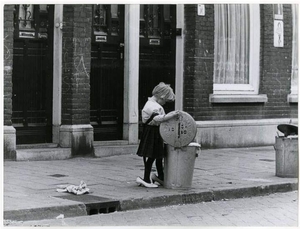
274, 136, 298, 178
164, 143, 200, 189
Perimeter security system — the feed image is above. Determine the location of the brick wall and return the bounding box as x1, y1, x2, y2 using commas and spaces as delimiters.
183, 4, 297, 121
3, 5, 14, 126
260, 4, 297, 118
184, 4, 214, 119
62, 5, 92, 125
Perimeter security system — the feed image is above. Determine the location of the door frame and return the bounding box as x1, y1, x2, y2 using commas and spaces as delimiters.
175, 4, 184, 111
52, 5, 63, 144
123, 4, 184, 144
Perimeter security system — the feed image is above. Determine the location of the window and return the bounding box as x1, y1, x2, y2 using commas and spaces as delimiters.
211, 4, 266, 103
14, 5, 50, 39
289, 4, 298, 103
18, 4, 35, 30
214, 4, 250, 86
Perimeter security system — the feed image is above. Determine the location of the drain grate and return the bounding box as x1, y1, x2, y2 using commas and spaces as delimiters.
48, 174, 68, 178
54, 194, 120, 215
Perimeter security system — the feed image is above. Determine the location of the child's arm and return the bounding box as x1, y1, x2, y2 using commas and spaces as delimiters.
162, 110, 180, 122
153, 110, 180, 123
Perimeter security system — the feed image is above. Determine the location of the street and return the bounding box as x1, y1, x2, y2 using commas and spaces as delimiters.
4, 191, 298, 227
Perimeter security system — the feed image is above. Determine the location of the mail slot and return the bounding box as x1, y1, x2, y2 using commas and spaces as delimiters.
95, 36, 107, 42
19, 32, 35, 38
149, 39, 160, 45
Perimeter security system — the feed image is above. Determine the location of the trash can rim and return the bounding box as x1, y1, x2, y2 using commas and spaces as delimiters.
277, 124, 298, 137
188, 142, 201, 147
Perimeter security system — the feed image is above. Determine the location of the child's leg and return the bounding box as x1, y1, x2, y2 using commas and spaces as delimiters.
155, 158, 164, 181
144, 157, 155, 183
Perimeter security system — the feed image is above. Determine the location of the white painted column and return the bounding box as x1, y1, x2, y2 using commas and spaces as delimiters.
123, 4, 140, 144
52, 5, 63, 143
175, 4, 184, 111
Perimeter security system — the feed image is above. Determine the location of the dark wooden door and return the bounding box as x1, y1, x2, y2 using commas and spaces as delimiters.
90, 5, 124, 141
12, 5, 54, 144
139, 5, 176, 135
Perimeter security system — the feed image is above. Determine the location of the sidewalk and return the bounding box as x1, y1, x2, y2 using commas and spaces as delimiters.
3, 146, 298, 222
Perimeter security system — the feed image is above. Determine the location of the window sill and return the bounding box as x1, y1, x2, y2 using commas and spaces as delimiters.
287, 94, 298, 103
209, 94, 268, 103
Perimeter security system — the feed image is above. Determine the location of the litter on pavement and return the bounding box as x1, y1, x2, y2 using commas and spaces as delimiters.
56, 181, 89, 195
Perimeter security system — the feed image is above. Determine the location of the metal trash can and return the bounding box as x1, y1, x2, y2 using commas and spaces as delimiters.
160, 111, 200, 189
275, 136, 298, 178
274, 124, 298, 178
164, 143, 201, 189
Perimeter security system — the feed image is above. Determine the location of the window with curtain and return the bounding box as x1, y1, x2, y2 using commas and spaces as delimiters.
291, 4, 298, 96
213, 4, 260, 95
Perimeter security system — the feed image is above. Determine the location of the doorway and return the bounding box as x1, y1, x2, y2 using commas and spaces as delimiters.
90, 5, 125, 141
12, 4, 54, 144
139, 5, 177, 135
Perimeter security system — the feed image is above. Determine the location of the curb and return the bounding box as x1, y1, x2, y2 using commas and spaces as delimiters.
119, 182, 298, 211
5, 182, 296, 222
4, 204, 88, 222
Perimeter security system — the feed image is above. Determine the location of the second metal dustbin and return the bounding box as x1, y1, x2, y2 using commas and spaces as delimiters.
164, 143, 201, 189
274, 124, 298, 178
274, 136, 298, 178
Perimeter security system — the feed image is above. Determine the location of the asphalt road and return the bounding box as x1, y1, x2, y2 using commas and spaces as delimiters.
4, 191, 298, 227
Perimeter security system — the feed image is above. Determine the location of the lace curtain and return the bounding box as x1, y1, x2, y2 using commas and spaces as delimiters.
291, 4, 298, 93
214, 4, 250, 84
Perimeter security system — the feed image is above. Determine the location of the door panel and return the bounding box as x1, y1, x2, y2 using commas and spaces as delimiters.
139, 5, 176, 136
12, 5, 54, 144
90, 5, 124, 141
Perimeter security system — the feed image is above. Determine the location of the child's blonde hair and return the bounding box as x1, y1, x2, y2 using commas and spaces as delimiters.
152, 82, 175, 102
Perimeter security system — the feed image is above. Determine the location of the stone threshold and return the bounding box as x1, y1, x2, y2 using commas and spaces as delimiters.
17, 143, 58, 150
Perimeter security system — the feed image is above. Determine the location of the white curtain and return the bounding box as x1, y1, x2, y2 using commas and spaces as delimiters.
214, 4, 250, 84
291, 4, 298, 93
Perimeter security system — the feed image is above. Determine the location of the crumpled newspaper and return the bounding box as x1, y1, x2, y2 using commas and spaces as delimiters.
56, 181, 89, 195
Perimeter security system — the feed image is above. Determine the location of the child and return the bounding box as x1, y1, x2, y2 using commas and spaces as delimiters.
136, 82, 179, 188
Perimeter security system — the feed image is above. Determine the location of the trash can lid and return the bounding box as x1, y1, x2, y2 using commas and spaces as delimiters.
277, 124, 298, 137
160, 111, 197, 148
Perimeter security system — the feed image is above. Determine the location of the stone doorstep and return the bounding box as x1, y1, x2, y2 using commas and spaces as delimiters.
93, 144, 138, 158
16, 148, 72, 161
15, 143, 139, 161
17, 143, 59, 150
3, 182, 298, 222
93, 140, 131, 146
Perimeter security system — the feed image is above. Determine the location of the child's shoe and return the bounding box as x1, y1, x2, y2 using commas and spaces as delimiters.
150, 173, 164, 186
136, 177, 158, 188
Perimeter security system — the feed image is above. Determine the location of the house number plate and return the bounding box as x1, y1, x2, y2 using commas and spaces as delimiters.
160, 111, 197, 148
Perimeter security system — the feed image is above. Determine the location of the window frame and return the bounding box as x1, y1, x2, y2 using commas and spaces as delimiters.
213, 4, 260, 95
288, 4, 298, 103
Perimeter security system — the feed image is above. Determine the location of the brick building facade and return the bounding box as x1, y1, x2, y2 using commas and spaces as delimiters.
3, 4, 298, 160
184, 4, 298, 148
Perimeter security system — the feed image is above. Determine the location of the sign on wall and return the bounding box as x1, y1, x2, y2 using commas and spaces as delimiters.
274, 20, 284, 47
197, 4, 205, 16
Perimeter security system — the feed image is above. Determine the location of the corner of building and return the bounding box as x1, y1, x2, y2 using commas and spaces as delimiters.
3, 126, 16, 160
